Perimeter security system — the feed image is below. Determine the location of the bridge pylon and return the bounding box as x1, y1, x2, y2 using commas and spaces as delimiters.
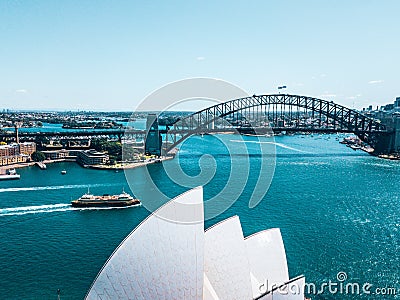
144, 114, 162, 156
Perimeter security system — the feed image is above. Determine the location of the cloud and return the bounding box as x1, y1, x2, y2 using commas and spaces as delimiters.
368, 80, 384, 84
196, 56, 205, 61
15, 89, 28, 93
319, 93, 337, 98
347, 94, 361, 100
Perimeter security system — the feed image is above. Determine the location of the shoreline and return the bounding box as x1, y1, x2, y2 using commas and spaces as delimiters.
86, 156, 175, 170
1, 162, 35, 170
1, 156, 176, 171
2, 158, 76, 170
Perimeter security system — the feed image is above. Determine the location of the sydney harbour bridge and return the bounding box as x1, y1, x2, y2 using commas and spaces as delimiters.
1, 94, 396, 155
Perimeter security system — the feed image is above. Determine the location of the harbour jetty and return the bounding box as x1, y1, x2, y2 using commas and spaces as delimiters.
35, 162, 47, 169
340, 136, 374, 154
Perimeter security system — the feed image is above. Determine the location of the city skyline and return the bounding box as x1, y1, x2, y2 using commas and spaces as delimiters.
0, 0, 399, 111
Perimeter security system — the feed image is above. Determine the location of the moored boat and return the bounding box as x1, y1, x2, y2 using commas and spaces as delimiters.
350, 144, 361, 150
71, 189, 140, 207
0, 168, 20, 180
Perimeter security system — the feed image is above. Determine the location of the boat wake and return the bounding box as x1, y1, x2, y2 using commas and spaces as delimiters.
0, 204, 71, 217
229, 140, 310, 153
0, 203, 140, 217
0, 183, 121, 194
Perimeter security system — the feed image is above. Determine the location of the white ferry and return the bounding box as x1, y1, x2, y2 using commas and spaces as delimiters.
71, 189, 140, 207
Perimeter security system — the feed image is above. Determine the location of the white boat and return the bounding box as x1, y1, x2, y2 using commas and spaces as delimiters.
61, 170, 67, 175
0, 168, 20, 180
71, 188, 140, 207
350, 144, 361, 150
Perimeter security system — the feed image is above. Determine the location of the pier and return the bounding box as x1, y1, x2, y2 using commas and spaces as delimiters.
35, 162, 47, 169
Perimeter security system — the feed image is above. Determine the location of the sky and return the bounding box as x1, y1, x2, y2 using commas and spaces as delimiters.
0, 0, 399, 111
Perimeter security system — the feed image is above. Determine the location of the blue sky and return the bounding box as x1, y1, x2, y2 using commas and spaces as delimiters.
0, 0, 399, 111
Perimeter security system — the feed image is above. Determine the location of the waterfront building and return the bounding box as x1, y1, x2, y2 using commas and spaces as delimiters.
77, 149, 109, 166
68, 149, 83, 158
0, 142, 34, 166
85, 187, 305, 299
18, 142, 36, 155
41, 149, 70, 160
0, 154, 29, 166
0, 143, 19, 157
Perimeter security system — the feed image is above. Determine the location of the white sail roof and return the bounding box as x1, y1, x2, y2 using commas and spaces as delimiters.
85, 187, 304, 300
203, 216, 253, 300
86, 187, 205, 300
245, 228, 289, 298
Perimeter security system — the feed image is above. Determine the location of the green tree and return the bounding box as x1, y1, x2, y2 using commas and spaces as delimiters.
31, 151, 46, 162
122, 145, 139, 161
35, 135, 49, 148
92, 139, 122, 161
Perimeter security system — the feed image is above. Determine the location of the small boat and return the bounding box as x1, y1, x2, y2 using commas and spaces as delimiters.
0, 168, 20, 180
61, 170, 67, 175
71, 188, 140, 208
350, 144, 361, 150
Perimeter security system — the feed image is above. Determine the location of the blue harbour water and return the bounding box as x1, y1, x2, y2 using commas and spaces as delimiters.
0, 134, 399, 299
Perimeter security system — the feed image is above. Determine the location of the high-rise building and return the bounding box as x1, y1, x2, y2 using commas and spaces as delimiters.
395, 97, 400, 108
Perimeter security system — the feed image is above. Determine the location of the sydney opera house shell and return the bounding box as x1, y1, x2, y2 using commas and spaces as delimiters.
85, 187, 305, 299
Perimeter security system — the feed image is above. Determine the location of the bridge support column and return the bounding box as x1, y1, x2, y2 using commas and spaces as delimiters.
369, 132, 395, 155
144, 114, 162, 157
389, 118, 400, 153
372, 117, 400, 154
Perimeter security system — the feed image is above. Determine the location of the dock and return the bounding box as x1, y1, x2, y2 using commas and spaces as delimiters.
35, 162, 47, 170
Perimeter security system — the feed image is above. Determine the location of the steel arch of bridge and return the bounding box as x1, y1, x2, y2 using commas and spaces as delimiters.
165, 94, 388, 151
